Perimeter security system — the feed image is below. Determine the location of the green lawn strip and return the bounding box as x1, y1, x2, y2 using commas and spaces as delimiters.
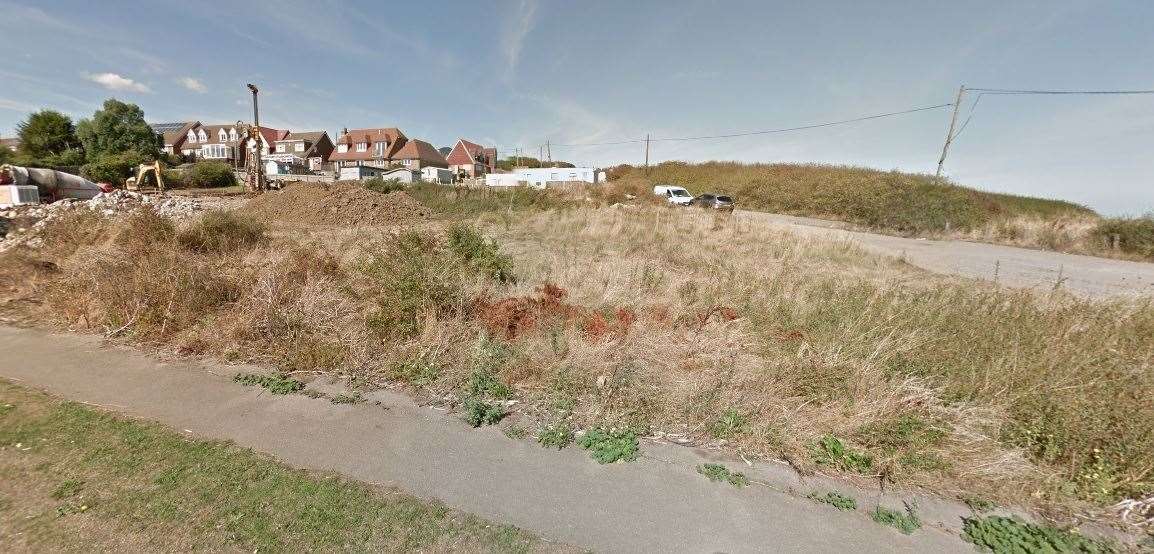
0, 380, 547, 553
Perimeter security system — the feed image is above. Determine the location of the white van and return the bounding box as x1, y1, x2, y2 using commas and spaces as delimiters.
653, 184, 694, 206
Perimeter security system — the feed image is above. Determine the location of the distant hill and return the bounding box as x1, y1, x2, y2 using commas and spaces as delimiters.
609, 161, 1095, 234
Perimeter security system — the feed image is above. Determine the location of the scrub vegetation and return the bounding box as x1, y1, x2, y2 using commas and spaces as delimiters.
0, 183, 1151, 531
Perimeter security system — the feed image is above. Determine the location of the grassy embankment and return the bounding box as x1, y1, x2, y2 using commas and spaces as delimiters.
0, 380, 547, 552
0, 183, 1150, 528
609, 161, 1154, 259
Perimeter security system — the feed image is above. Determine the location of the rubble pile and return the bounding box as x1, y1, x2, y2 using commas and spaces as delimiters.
0, 191, 201, 252
239, 182, 430, 227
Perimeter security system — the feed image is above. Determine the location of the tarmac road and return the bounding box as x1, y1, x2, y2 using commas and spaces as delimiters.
0, 326, 970, 554
737, 211, 1154, 298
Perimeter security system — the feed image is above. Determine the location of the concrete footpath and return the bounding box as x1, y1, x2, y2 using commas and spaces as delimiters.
0, 326, 970, 553
738, 211, 1154, 298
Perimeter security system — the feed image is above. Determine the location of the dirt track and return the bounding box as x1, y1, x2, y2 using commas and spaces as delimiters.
739, 211, 1154, 298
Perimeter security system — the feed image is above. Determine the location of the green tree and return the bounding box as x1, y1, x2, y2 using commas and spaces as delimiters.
76, 99, 160, 161
16, 110, 80, 160
0, 145, 14, 165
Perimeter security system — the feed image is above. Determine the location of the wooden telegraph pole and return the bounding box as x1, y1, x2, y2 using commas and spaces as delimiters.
935, 85, 965, 180
644, 133, 650, 172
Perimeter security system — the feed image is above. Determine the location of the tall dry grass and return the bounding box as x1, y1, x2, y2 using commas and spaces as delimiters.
3, 201, 1151, 518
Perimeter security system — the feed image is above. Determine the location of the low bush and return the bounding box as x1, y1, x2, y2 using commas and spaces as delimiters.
697, 463, 750, 487
810, 435, 873, 474
1092, 215, 1154, 258
361, 232, 465, 339
180, 161, 237, 189
578, 427, 640, 464
176, 211, 266, 254
80, 151, 146, 185
234, 372, 305, 395
538, 423, 574, 449
362, 178, 406, 194
462, 397, 506, 427
962, 516, 1115, 553
447, 225, 516, 283
407, 183, 576, 218
807, 491, 858, 511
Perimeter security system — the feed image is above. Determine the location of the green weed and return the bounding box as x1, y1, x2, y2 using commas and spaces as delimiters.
389, 356, 441, 386
961, 495, 996, 513
447, 224, 516, 283
697, 463, 750, 488
811, 435, 873, 474
807, 491, 858, 511
361, 232, 464, 339
962, 516, 1115, 553
503, 425, 528, 440
462, 398, 506, 427
707, 409, 748, 440
233, 373, 305, 395
871, 504, 921, 535
330, 392, 364, 405
537, 423, 574, 450
50, 479, 85, 500
578, 427, 640, 464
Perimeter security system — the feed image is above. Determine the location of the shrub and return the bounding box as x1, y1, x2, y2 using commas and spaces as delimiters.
234, 372, 305, 395
578, 427, 640, 464
462, 397, 506, 427
362, 178, 406, 194
447, 225, 516, 283
962, 516, 1114, 553
80, 151, 145, 185
361, 232, 464, 339
115, 207, 175, 248
1092, 215, 1154, 258
181, 161, 237, 189
176, 211, 266, 254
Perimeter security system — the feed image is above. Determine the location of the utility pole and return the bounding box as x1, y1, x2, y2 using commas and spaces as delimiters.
546, 140, 552, 167
644, 133, 650, 172
246, 83, 265, 192
935, 84, 965, 180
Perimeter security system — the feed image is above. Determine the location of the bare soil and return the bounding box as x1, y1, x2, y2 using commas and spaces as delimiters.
238, 181, 430, 227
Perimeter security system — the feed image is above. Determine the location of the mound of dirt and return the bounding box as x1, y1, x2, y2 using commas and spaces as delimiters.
238, 182, 430, 226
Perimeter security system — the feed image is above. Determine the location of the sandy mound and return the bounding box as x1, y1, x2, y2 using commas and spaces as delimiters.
238, 182, 430, 226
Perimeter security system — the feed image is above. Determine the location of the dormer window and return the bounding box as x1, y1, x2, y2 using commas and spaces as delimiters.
229, 129, 238, 142
356, 142, 368, 152
187, 130, 197, 144
337, 144, 348, 153
197, 129, 208, 142
218, 129, 227, 142
373, 142, 385, 156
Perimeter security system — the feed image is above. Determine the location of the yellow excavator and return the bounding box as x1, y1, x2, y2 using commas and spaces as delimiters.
125, 160, 165, 192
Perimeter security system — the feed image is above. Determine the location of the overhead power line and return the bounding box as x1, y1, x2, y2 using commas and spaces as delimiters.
966, 87, 1154, 95
549, 102, 953, 148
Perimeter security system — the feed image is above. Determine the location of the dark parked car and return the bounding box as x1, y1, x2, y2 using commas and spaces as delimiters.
692, 193, 734, 212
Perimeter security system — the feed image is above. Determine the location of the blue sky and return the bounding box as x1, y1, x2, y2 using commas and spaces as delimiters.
1, 0, 1151, 214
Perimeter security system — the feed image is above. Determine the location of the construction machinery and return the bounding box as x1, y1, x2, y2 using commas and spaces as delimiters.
125, 160, 165, 192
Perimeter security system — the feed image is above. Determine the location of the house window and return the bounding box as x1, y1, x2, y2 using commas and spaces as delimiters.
569, 173, 578, 179
201, 144, 229, 159
401, 159, 411, 166
295, 142, 305, 152
198, 130, 208, 142
337, 144, 348, 153
356, 142, 368, 152
218, 129, 227, 142
187, 130, 197, 144
373, 142, 385, 156
550, 173, 559, 180
229, 129, 238, 142
276, 144, 287, 153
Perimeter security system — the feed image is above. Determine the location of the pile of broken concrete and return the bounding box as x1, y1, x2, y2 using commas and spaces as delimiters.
0, 191, 202, 252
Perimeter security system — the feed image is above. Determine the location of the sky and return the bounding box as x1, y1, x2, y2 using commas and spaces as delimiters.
0, 0, 1151, 215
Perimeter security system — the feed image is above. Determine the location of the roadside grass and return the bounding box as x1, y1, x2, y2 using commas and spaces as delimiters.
406, 183, 578, 220
578, 428, 640, 464
233, 372, 305, 394
4, 197, 1153, 524
0, 380, 548, 553
871, 504, 922, 535
961, 515, 1116, 553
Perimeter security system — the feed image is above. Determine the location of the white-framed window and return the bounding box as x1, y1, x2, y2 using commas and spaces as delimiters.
550, 173, 559, 180
201, 144, 229, 159
276, 144, 287, 153
197, 129, 208, 142
569, 173, 578, 179
356, 142, 368, 152
229, 129, 238, 142
295, 142, 305, 152
187, 130, 197, 144
373, 142, 385, 156
218, 129, 227, 142
337, 144, 348, 153
401, 158, 411, 166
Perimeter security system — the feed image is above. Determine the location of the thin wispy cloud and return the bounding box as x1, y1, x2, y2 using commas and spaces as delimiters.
178, 77, 207, 93
502, 0, 538, 80
84, 72, 151, 93
0, 96, 39, 113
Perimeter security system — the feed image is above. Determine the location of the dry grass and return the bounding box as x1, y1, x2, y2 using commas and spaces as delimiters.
3, 198, 1152, 524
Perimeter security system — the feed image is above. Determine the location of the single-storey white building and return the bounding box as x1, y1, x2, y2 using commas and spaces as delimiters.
421, 167, 454, 184
486, 167, 602, 189
339, 165, 389, 181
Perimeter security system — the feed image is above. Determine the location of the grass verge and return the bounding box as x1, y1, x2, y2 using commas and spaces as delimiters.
0, 379, 550, 553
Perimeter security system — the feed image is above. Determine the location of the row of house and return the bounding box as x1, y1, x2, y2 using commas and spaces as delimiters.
151, 121, 499, 181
